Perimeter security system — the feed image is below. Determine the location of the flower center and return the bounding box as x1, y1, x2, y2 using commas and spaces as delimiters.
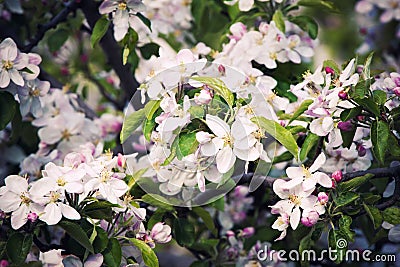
29, 88, 41, 97
289, 194, 301, 205
302, 70, 312, 79
50, 191, 60, 203
302, 165, 312, 178
223, 134, 233, 147
253, 128, 265, 139
20, 193, 31, 205
269, 52, 277, 60
2, 60, 13, 70
289, 40, 298, 49
100, 168, 112, 182
57, 176, 66, 186
118, 2, 127, 10
61, 129, 72, 141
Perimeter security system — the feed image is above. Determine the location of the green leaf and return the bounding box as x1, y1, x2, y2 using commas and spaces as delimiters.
272, 9, 285, 33
289, 16, 318, 39
388, 133, 400, 157
299, 133, 319, 161
129, 238, 159, 267
355, 98, 380, 116
136, 13, 152, 31
337, 173, 374, 191
340, 106, 362, 122
178, 132, 199, 158
363, 204, 383, 229
338, 215, 355, 242
0, 91, 17, 130
90, 16, 110, 47
127, 168, 148, 191
297, 0, 339, 12
188, 106, 204, 119
328, 229, 347, 263
120, 109, 146, 143
334, 192, 359, 208
162, 136, 179, 166
148, 209, 166, 229
139, 43, 160, 60
382, 207, 400, 225
189, 239, 219, 257
273, 151, 294, 164
372, 90, 387, 106
142, 194, 174, 211
251, 117, 298, 159
144, 100, 161, 120
143, 118, 156, 141
351, 81, 367, 99
103, 238, 122, 267
48, 28, 69, 52
93, 226, 109, 253
299, 230, 313, 267
58, 220, 94, 253
209, 197, 224, 211
83, 200, 119, 222
340, 127, 356, 149
191, 77, 234, 106
6, 233, 32, 264
371, 120, 389, 164
173, 218, 195, 247
289, 99, 313, 123
323, 59, 340, 75
362, 52, 374, 81
193, 207, 217, 236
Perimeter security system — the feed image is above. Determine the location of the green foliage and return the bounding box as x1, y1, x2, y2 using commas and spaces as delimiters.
48, 28, 69, 52
103, 238, 122, 267
289, 99, 313, 123
191, 77, 234, 107
6, 232, 33, 264
173, 218, 196, 247
289, 16, 318, 39
0, 91, 17, 130
371, 120, 389, 164
272, 10, 285, 33
299, 133, 319, 161
58, 220, 95, 253
139, 43, 160, 60
193, 207, 217, 236
128, 238, 159, 267
120, 109, 146, 143
91, 16, 110, 48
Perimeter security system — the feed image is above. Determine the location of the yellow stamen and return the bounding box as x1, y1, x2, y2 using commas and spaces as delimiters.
118, 2, 127, 10
2, 60, 13, 70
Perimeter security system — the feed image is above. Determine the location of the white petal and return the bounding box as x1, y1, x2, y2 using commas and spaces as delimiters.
205, 115, 230, 137
216, 147, 236, 173
290, 207, 301, 230
309, 153, 326, 173
11, 205, 29, 229
61, 204, 81, 220
41, 203, 62, 225
315, 172, 332, 188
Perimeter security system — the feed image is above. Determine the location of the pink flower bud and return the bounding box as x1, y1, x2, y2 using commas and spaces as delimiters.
338, 90, 348, 100
356, 115, 365, 121
234, 186, 248, 199
117, 153, 126, 167
229, 22, 247, 41
393, 87, 400, 97
194, 89, 213, 105
27, 212, 38, 222
60, 66, 69, 76
226, 230, 235, 238
259, 22, 269, 34
338, 121, 353, 131
325, 67, 335, 75
0, 260, 9, 267
331, 170, 343, 182
240, 227, 255, 238
218, 64, 226, 75
80, 54, 88, 63
301, 210, 319, 227
0, 211, 5, 219
155, 112, 170, 124
357, 144, 367, 157
318, 192, 329, 205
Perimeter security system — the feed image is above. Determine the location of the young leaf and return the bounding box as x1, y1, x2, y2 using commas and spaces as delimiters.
372, 90, 387, 106
58, 220, 94, 253
90, 16, 110, 48
173, 218, 195, 247
363, 204, 383, 229
193, 207, 217, 236
371, 120, 389, 164
6, 233, 32, 264
139, 43, 160, 60
103, 238, 122, 267
0, 91, 16, 130
142, 194, 174, 211
136, 13, 152, 31
272, 9, 285, 33
289, 16, 318, 39
48, 29, 69, 52
340, 106, 362, 122
338, 216, 355, 242
251, 117, 299, 159
120, 109, 146, 143
128, 238, 159, 267
362, 52, 374, 81
337, 173, 374, 191
178, 132, 199, 158
334, 192, 359, 208
289, 99, 313, 123
122, 46, 129, 65
299, 133, 319, 161
382, 207, 400, 225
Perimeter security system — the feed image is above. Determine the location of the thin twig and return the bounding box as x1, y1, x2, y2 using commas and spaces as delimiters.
22, 0, 80, 53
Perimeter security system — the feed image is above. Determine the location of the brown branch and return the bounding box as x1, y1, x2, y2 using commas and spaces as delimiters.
22, 0, 79, 53
79, 0, 140, 107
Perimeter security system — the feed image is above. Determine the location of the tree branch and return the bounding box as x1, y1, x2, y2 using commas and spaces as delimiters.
79, 0, 140, 107
22, 0, 79, 53
342, 165, 400, 181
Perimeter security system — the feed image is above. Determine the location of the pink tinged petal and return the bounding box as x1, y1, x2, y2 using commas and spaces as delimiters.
0, 192, 21, 212
355, 1, 373, 13
290, 206, 301, 230
11, 204, 29, 229
99, 0, 118, 14
315, 172, 332, 188
302, 177, 317, 192
286, 167, 304, 179
5, 175, 28, 193
282, 177, 303, 190
309, 153, 326, 173
0, 38, 18, 61
296, 46, 314, 58
176, 49, 195, 64
204, 165, 223, 183
196, 172, 205, 192
41, 203, 62, 225
216, 147, 236, 174
205, 115, 230, 137
8, 69, 24, 86
29, 177, 57, 197
38, 127, 62, 145
238, 0, 254, 11
108, 178, 128, 197
274, 229, 287, 241
60, 204, 81, 220
0, 70, 10, 88
380, 10, 394, 23
272, 179, 290, 199
288, 50, 301, 64
340, 58, 355, 82
23, 65, 40, 80
84, 254, 104, 267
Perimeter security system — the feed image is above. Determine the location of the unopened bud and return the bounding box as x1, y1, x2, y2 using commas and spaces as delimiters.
331, 170, 343, 182
325, 67, 335, 75
337, 121, 353, 131
338, 91, 348, 100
